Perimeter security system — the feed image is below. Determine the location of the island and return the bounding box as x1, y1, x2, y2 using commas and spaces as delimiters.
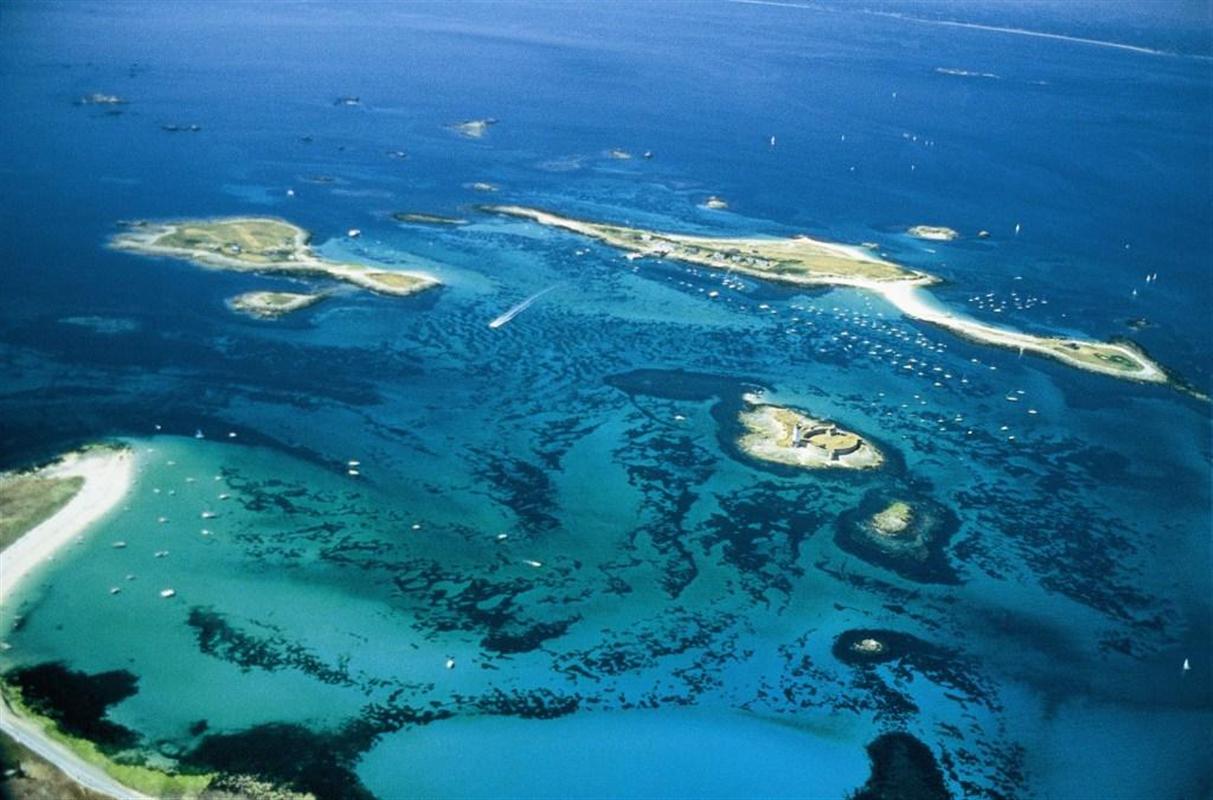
450, 118, 496, 138
391, 211, 468, 226
907, 225, 958, 241
227, 291, 323, 319
76, 93, 126, 106
737, 397, 884, 470
481, 206, 1170, 385
110, 217, 439, 298
834, 490, 959, 583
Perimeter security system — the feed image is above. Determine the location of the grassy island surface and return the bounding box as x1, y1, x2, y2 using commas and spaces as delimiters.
111, 217, 439, 298
484, 205, 926, 286
486, 206, 1171, 385
0, 475, 84, 552
907, 225, 959, 241
737, 398, 884, 470
228, 291, 323, 319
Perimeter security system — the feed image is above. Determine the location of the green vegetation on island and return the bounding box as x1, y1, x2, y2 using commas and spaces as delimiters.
0, 475, 83, 552
737, 398, 884, 470
111, 218, 439, 298
483, 205, 925, 286
2, 680, 214, 799
485, 205, 1173, 385
228, 291, 324, 320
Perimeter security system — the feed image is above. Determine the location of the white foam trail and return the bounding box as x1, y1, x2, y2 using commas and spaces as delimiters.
488, 284, 560, 329
729, 0, 1207, 60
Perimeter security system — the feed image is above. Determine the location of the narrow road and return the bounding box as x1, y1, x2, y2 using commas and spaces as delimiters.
2, 688, 151, 799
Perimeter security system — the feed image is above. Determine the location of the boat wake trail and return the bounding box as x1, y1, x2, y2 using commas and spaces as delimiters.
488, 284, 562, 329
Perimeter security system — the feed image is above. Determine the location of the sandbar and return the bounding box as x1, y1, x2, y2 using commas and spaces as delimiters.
111, 217, 439, 298
485, 206, 1169, 385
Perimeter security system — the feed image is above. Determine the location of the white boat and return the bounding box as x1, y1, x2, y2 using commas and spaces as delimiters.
159, 589, 176, 598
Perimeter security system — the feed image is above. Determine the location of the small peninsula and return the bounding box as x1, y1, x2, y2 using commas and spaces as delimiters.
484, 206, 1170, 385
907, 225, 958, 241
737, 397, 884, 470
111, 217, 439, 297
227, 291, 323, 319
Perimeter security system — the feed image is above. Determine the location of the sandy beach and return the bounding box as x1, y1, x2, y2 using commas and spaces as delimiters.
0, 446, 141, 799
0, 447, 134, 607
875, 281, 1169, 383
488, 206, 1171, 385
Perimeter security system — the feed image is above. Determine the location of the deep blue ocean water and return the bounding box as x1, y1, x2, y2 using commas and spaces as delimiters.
0, 2, 1210, 798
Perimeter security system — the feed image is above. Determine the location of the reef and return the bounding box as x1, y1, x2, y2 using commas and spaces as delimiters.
848, 732, 951, 800
835, 489, 960, 584
4, 663, 139, 751
182, 722, 375, 800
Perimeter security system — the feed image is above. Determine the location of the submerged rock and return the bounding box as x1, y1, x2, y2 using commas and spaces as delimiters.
848, 731, 951, 800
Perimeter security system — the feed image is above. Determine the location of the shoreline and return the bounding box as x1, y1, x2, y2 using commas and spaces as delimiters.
486, 206, 1171, 386
110, 217, 440, 298
876, 281, 1168, 384
0, 446, 135, 607
0, 445, 146, 800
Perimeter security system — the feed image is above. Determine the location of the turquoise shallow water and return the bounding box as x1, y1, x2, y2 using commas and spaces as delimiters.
0, 1, 1210, 798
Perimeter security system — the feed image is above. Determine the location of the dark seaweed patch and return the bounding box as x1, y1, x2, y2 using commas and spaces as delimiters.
470, 688, 580, 719
470, 451, 560, 533
182, 723, 374, 800
187, 607, 355, 686
699, 480, 824, 601
481, 616, 580, 654
847, 732, 951, 800
5, 662, 139, 751
604, 368, 753, 402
